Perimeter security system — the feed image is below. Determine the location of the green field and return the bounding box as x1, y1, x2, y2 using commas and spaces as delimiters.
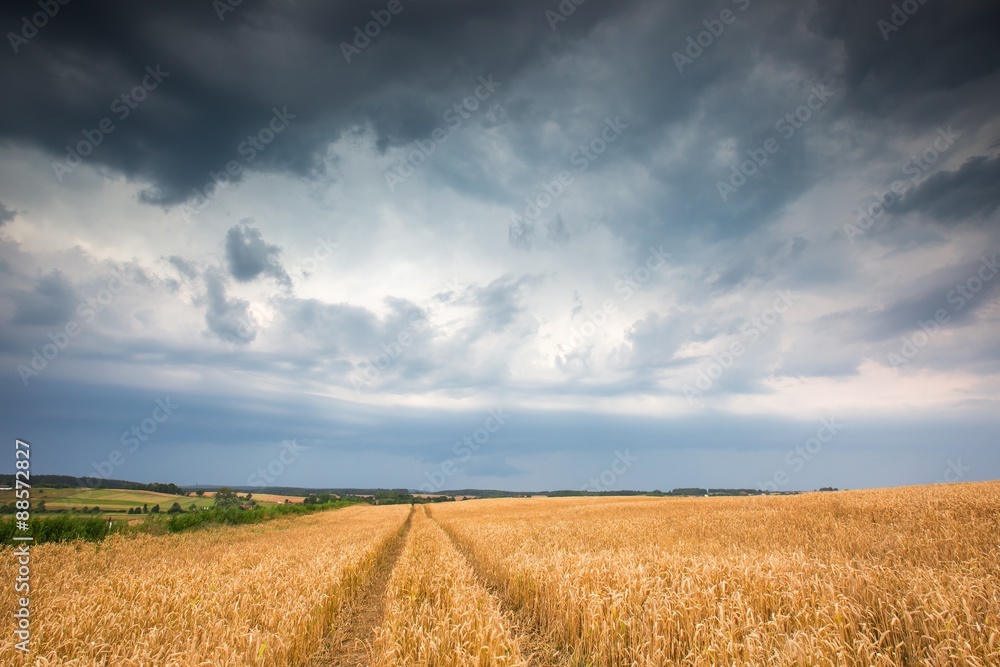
0, 487, 298, 514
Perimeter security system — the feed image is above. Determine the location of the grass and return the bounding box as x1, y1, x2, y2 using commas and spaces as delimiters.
0, 493, 362, 544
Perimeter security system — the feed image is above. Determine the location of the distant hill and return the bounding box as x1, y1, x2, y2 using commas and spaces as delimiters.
0, 474, 183, 495
1, 475, 813, 498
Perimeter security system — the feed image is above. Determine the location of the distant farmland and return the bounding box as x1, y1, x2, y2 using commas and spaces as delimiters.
0, 487, 304, 515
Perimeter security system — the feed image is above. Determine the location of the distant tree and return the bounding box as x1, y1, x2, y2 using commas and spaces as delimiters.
167, 502, 183, 514
214, 487, 242, 509
189, 503, 197, 511
195, 489, 205, 497
142, 503, 148, 514
150, 504, 160, 514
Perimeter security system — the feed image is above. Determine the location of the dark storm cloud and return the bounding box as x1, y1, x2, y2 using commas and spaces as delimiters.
2, 0, 995, 251
808, 0, 1000, 119
894, 155, 1000, 224
224, 220, 290, 285
0, 0, 640, 205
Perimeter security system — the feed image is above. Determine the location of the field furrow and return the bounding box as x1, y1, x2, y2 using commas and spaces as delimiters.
306, 506, 414, 666
369, 506, 527, 667
0, 504, 410, 667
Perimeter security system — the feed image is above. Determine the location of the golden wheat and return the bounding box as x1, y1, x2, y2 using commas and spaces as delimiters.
3, 484, 997, 666
433, 483, 1000, 666
370, 506, 526, 667
0, 505, 409, 666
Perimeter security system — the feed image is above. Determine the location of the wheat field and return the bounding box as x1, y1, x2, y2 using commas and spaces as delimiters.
2, 483, 998, 666
0, 504, 410, 666
433, 483, 1000, 666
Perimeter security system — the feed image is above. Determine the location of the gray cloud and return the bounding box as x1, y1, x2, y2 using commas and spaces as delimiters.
895, 154, 1000, 225
225, 220, 290, 285
168, 255, 199, 279
202, 269, 256, 344
12, 270, 78, 326
0, 0, 999, 490
0, 201, 15, 226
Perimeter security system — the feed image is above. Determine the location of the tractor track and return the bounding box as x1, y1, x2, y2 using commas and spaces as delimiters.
305, 507, 413, 667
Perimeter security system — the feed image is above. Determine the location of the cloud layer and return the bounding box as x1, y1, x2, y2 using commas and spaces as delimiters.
1, 0, 998, 490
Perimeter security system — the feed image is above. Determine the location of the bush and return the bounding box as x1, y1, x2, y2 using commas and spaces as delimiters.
164, 500, 354, 533
0, 515, 126, 544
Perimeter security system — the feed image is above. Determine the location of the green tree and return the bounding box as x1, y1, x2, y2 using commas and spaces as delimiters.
142, 503, 148, 514
213, 487, 242, 509
167, 502, 183, 514
150, 504, 160, 514
195, 489, 205, 497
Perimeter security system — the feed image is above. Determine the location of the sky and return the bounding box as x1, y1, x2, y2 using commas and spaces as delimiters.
0, 0, 998, 493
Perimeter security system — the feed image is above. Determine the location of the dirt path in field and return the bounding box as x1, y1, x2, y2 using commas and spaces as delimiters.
426, 508, 573, 667
306, 507, 413, 667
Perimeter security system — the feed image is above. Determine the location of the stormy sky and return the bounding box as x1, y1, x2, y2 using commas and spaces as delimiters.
1, 0, 998, 492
